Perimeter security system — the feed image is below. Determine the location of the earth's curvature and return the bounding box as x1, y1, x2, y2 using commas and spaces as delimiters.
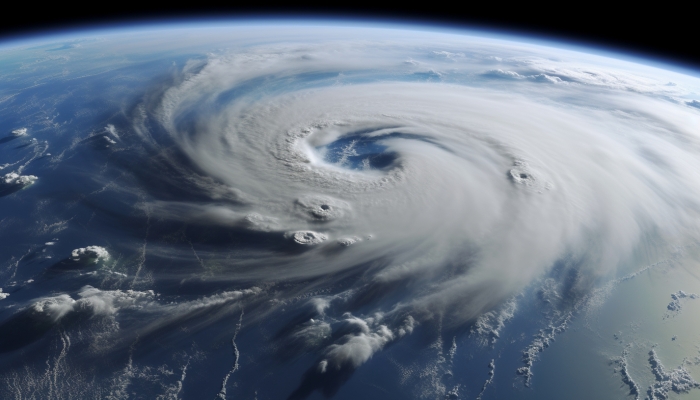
2, 21, 700, 400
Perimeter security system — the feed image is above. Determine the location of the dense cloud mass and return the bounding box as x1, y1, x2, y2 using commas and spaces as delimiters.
135, 37, 700, 320
2, 25, 700, 399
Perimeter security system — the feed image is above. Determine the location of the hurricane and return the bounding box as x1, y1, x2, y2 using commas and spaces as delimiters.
2, 23, 700, 399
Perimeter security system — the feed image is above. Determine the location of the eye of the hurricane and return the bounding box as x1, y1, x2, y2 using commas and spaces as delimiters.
315, 131, 405, 171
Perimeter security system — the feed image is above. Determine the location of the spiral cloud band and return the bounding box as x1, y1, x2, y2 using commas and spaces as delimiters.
2, 25, 700, 399
141, 37, 700, 313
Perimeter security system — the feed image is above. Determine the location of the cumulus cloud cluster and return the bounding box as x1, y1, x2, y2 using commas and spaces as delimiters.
319, 314, 415, 372
2, 172, 37, 186
70, 246, 110, 263
23, 286, 159, 325
0, 172, 37, 196
648, 349, 700, 399
663, 290, 699, 320
3, 285, 262, 351
470, 297, 517, 346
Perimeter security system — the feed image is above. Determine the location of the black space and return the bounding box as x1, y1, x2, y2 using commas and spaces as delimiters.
1, 4, 698, 71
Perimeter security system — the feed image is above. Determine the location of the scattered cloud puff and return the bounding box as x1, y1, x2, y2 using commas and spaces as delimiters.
665, 290, 698, 318
70, 246, 110, 263
11, 128, 27, 136
1, 172, 38, 196
309, 297, 332, 315
0, 288, 8, 300
3, 172, 37, 186
105, 124, 119, 139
